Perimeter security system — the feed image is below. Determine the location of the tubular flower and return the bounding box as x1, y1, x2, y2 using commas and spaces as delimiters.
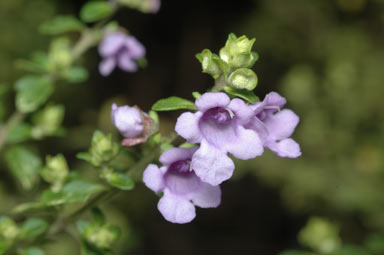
175, 92, 264, 186
98, 32, 145, 76
247, 92, 301, 158
143, 147, 221, 224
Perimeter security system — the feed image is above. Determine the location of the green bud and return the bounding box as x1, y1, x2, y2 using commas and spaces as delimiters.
220, 33, 256, 69
31, 104, 65, 139
90, 131, 120, 166
228, 68, 258, 90
0, 217, 19, 241
49, 37, 72, 70
41, 154, 69, 192
85, 224, 120, 250
298, 217, 341, 254
196, 49, 227, 79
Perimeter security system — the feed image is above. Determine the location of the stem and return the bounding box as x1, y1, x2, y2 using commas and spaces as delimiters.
0, 111, 25, 152
211, 76, 226, 92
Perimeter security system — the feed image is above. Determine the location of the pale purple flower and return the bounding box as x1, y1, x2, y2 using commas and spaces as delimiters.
247, 92, 301, 158
99, 32, 145, 76
111, 103, 144, 138
175, 92, 264, 186
143, 147, 221, 224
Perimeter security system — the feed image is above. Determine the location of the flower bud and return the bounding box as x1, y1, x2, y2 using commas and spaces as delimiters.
196, 49, 226, 79
90, 131, 120, 166
41, 154, 68, 192
85, 224, 120, 250
0, 217, 19, 241
220, 33, 256, 69
228, 68, 258, 90
111, 103, 144, 138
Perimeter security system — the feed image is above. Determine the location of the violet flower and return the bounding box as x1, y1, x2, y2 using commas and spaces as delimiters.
143, 147, 221, 224
247, 92, 301, 158
98, 32, 145, 76
111, 103, 153, 146
175, 92, 264, 186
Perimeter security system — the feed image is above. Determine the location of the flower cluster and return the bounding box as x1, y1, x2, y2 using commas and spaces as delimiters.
140, 91, 301, 223
98, 31, 145, 76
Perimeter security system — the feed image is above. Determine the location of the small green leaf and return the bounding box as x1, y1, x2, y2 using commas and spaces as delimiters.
224, 86, 260, 103
80, 1, 114, 23
40, 15, 85, 35
105, 172, 134, 190
20, 218, 48, 240
7, 123, 32, 143
192, 91, 201, 99
77, 152, 93, 163
41, 180, 104, 206
5, 146, 42, 190
152, 96, 196, 111
62, 66, 89, 83
15, 76, 54, 113
19, 247, 45, 255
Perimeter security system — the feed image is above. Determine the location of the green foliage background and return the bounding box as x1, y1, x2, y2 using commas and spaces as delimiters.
1, 0, 384, 254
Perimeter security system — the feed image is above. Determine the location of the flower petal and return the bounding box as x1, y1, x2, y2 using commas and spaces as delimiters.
265, 91, 286, 108
175, 112, 202, 144
191, 182, 221, 208
143, 164, 164, 193
228, 98, 254, 124
159, 146, 198, 166
125, 36, 146, 59
118, 52, 138, 72
195, 92, 230, 112
99, 32, 126, 57
227, 126, 264, 160
245, 117, 269, 144
264, 109, 299, 140
266, 138, 301, 158
191, 140, 234, 185
157, 191, 196, 224
99, 58, 116, 76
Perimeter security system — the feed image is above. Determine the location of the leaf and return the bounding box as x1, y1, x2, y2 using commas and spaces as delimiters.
5, 146, 42, 190
40, 180, 105, 206
105, 172, 134, 190
39, 15, 85, 35
224, 86, 260, 103
19, 247, 45, 255
80, 1, 114, 23
192, 91, 201, 99
7, 123, 32, 143
62, 66, 89, 83
76, 152, 93, 163
152, 96, 196, 111
15, 76, 54, 113
20, 218, 48, 240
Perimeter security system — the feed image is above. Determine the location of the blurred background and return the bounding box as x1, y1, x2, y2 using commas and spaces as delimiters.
1, 0, 384, 254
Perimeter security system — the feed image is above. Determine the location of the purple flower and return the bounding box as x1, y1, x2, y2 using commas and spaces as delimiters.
98, 32, 145, 76
143, 147, 221, 224
175, 92, 264, 186
111, 103, 144, 138
247, 92, 301, 158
